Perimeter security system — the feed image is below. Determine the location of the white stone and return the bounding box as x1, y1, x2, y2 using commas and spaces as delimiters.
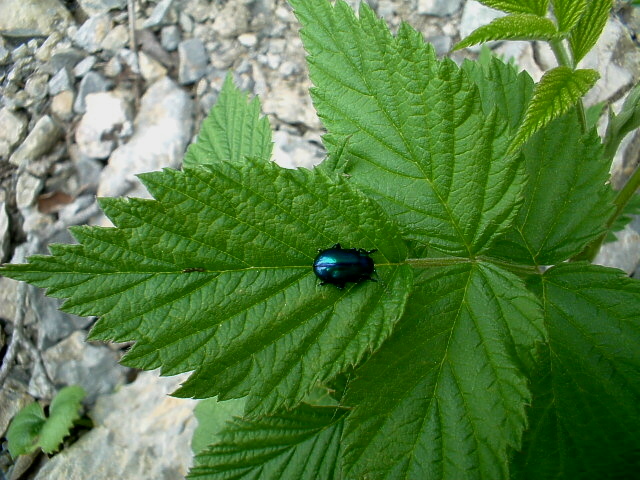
9, 116, 63, 166
138, 51, 167, 83
0, 0, 72, 37
33, 371, 197, 480
0, 108, 28, 156
75, 92, 132, 159
582, 18, 635, 106
417, 0, 463, 16
0, 202, 9, 262
98, 77, 193, 199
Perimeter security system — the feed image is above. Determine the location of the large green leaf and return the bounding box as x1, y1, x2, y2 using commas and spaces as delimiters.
1, 159, 412, 416
569, 0, 613, 64
478, 0, 550, 16
341, 262, 544, 479
183, 74, 272, 168
454, 14, 559, 51
292, 0, 524, 256
461, 54, 535, 132
189, 404, 345, 479
489, 113, 615, 264
551, 0, 587, 32
509, 66, 599, 153
512, 264, 640, 479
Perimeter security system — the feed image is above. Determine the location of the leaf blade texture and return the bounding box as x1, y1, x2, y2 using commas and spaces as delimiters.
1, 159, 412, 417
569, 0, 613, 64
292, 0, 524, 256
454, 14, 559, 51
477, 0, 550, 16
509, 66, 599, 153
461, 54, 535, 132
551, 0, 587, 32
188, 404, 345, 479
513, 264, 640, 478
489, 113, 615, 264
183, 74, 272, 168
342, 262, 544, 479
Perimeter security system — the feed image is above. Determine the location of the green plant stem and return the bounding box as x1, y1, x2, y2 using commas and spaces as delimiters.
572, 163, 640, 261
405, 257, 540, 276
549, 38, 588, 132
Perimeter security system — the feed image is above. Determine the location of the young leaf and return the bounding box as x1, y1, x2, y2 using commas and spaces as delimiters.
488, 113, 615, 264
453, 14, 559, 51
292, 0, 525, 256
6, 403, 47, 458
1, 159, 412, 417
461, 54, 535, 132
551, 0, 587, 33
188, 404, 345, 479
569, 0, 613, 64
183, 74, 272, 168
342, 262, 544, 480
604, 80, 640, 160
6, 386, 86, 458
509, 66, 599, 153
477, 0, 550, 16
513, 264, 640, 479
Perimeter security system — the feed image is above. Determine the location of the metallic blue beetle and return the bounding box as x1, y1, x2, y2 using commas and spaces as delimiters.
313, 244, 377, 289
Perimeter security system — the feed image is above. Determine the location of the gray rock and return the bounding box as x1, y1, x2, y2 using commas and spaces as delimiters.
100, 24, 129, 52
0, 0, 73, 37
49, 48, 85, 74
143, 0, 176, 29
212, 1, 250, 38
51, 90, 76, 121
0, 201, 9, 262
74, 71, 110, 113
15, 171, 43, 211
75, 91, 132, 159
138, 51, 167, 83
33, 371, 197, 480
103, 56, 124, 77
273, 129, 325, 169
98, 77, 193, 199
594, 225, 640, 275
73, 55, 98, 77
42, 331, 128, 404
73, 13, 112, 53
35, 31, 64, 63
179, 11, 194, 34
70, 149, 103, 193
427, 34, 453, 56
48, 67, 74, 96
0, 44, 10, 65
24, 73, 51, 107
78, 0, 126, 16
0, 108, 28, 159
27, 359, 57, 400
582, 18, 635, 105
9, 115, 63, 166
418, 0, 463, 16
178, 38, 208, 85
160, 25, 180, 51
117, 48, 140, 74
0, 377, 32, 437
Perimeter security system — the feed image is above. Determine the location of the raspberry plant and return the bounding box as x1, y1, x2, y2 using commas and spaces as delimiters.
2, 0, 640, 478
